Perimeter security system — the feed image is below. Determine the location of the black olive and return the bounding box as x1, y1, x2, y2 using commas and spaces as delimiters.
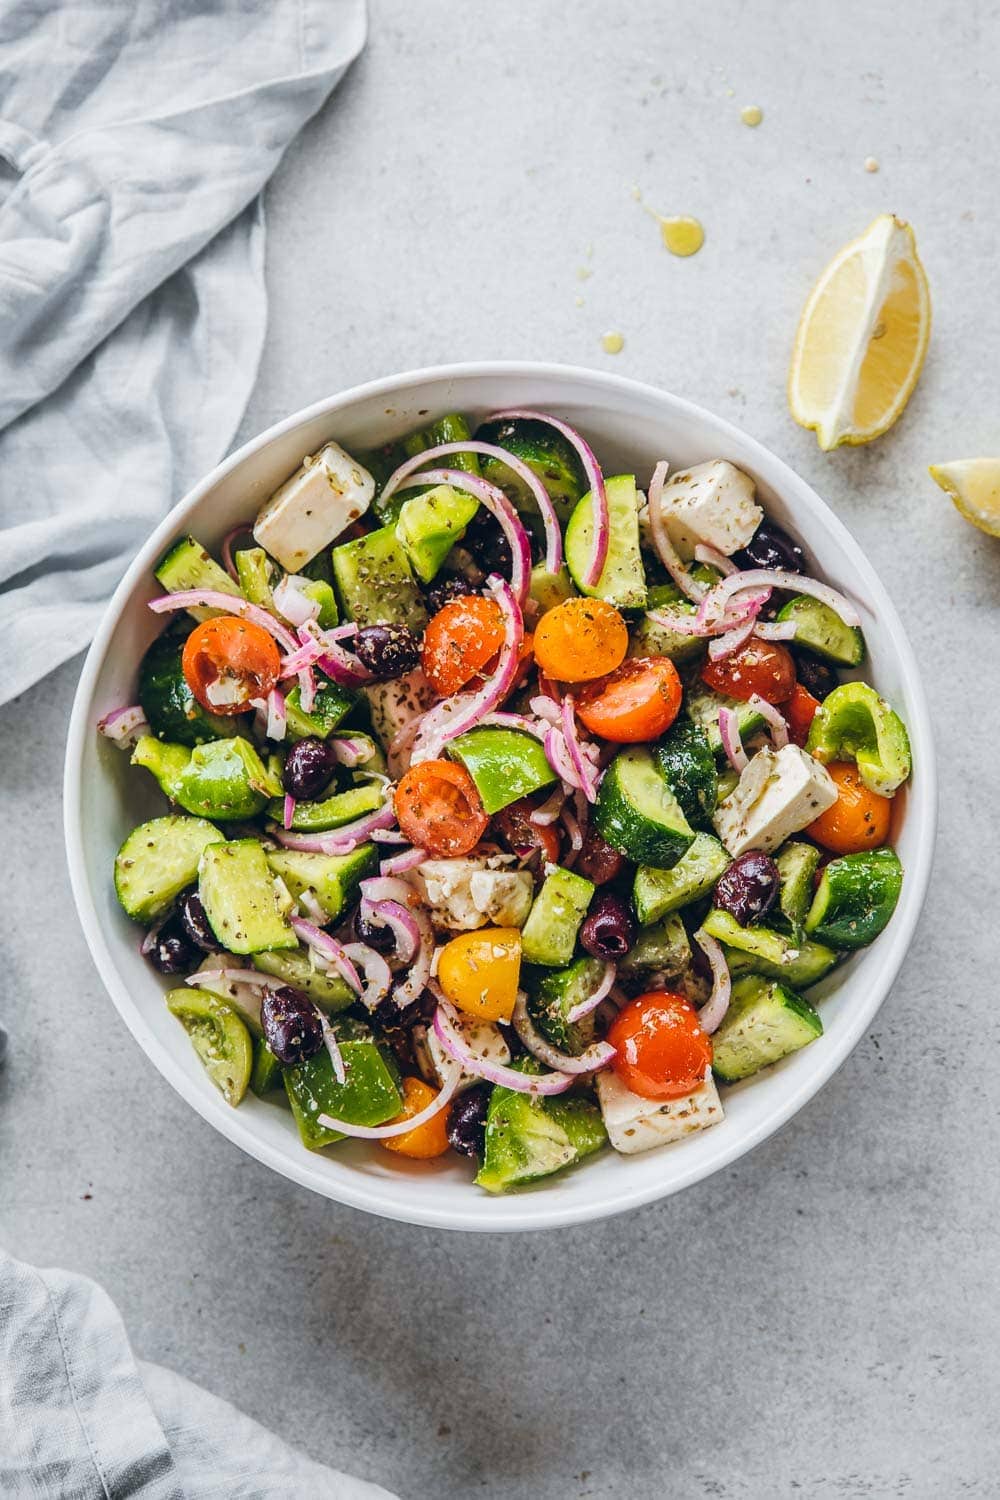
353, 623, 420, 682
793, 650, 839, 701
579, 891, 637, 959
446, 1086, 491, 1158
736, 521, 805, 574
353, 908, 398, 955
713, 850, 780, 926
575, 827, 627, 887
426, 576, 479, 614
282, 737, 338, 801
260, 985, 324, 1065
177, 889, 219, 952
462, 508, 512, 576
147, 926, 197, 975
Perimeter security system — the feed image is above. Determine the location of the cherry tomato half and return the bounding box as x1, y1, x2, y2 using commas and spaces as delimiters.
181, 616, 281, 715
494, 797, 561, 864
608, 991, 713, 1100
421, 596, 504, 697
785, 682, 822, 747
394, 760, 489, 856
701, 638, 796, 705
533, 597, 629, 683
575, 656, 682, 742
806, 761, 891, 853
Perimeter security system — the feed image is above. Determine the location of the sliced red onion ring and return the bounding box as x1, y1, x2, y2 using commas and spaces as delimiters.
98, 704, 149, 748
566, 962, 617, 1023
560, 805, 584, 859
544, 725, 579, 789
647, 460, 706, 604
488, 408, 607, 586
279, 634, 327, 675
296, 887, 328, 925
512, 993, 616, 1074
379, 439, 563, 575
314, 1004, 347, 1084
185, 967, 272, 989
529, 784, 566, 827
266, 686, 287, 741
755, 620, 798, 642
718, 706, 749, 774
432, 1000, 575, 1095
291, 918, 363, 995
282, 793, 296, 831
139, 910, 171, 956
393, 904, 434, 1008
341, 942, 393, 1009
273, 574, 320, 628
707, 613, 758, 662
359, 875, 415, 905
371, 829, 408, 844
317, 1064, 461, 1141
561, 695, 598, 803
358, 880, 421, 966
529, 694, 562, 725
330, 735, 376, 768
396, 468, 531, 607
695, 585, 772, 633
693, 543, 738, 576
270, 801, 396, 855
221, 525, 254, 583
692, 929, 732, 1035
702, 567, 862, 628
748, 693, 789, 749
478, 711, 549, 742
380, 846, 426, 876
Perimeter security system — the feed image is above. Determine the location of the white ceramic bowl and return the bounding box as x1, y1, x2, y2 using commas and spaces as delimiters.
64, 363, 936, 1233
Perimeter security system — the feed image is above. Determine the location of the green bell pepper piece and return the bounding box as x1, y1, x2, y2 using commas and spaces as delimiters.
805, 847, 903, 949
283, 1023, 402, 1149
283, 681, 357, 741
806, 681, 911, 795
447, 728, 557, 814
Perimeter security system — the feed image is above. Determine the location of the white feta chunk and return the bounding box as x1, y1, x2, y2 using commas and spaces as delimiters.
713, 743, 837, 857
596, 1067, 724, 1154
658, 459, 763, 559
427, 1013, 511, 1091
366, 669, 435, 772
413, 857, 533, 931
252, 441, 374, 571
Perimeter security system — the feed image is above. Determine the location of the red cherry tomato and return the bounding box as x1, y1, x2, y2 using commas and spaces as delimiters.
494, 797, 561, 864
421, 596, 504, 696
701, 638, 796, 704
608, 991, 713, 1100
394, 760, 489, 856
575, 657, 683, 742
181, 616, 280, 715
785, 682, 822, 746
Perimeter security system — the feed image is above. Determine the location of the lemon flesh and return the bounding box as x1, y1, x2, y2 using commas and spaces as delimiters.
789, 214, 931, 450
929, 460, 1000, 537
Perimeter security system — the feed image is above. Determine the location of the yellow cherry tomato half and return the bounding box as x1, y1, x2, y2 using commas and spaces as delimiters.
436, 927, 522, 1022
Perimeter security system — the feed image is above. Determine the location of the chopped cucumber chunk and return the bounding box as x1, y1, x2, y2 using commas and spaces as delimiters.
595, 747, 696, 869
564, 474, 647, 609
166, 988, 253, 1105
199, 839, 297, 954
114, 815, 224, 923
520, 867, 595, 967
633, 832, 730, 924
711, 975, 822, 1083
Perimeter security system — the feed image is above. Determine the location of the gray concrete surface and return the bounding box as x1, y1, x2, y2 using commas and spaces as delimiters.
2, 1, 998, 1494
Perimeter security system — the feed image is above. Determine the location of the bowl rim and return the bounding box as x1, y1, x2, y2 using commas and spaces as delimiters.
64, 360, 937, 1233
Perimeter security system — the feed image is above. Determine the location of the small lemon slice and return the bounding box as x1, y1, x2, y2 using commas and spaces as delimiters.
788, 214, 931, 450
929, 459, 1000, 537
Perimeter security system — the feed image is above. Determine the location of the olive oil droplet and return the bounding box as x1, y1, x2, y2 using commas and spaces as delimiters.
601, 331, 625, 355
864, 156, 880, 173
659, 216, 705, 257
741, 104, 763, 127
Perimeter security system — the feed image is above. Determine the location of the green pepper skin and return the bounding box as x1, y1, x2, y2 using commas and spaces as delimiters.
138, 632, 238, 747
805, 847, 903, 949
806, 681, 911, 795
447, 727, 557, 814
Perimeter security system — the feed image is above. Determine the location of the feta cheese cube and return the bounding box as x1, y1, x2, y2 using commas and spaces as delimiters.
427, 1013, 511, 1091
367, 669, 436, 773
413, 858, 533, 931
713, 743, 837, 857
596, 1067, 724, 1154
253, 441, 374, 571
659, 459, 763, 558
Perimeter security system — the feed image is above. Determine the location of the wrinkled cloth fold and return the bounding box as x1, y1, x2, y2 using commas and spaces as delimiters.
0, 1247, 398, 1498
0, 0, 367, 704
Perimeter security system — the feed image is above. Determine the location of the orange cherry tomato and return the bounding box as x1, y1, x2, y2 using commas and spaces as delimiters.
701, 638, 796, 704
608, 991, 713, 1101
421, 595, 504, 696
785, 683, 822, 747
181, 616, 281, 715
380, 1077, 451, 1159
494, 797, 561, 864
575, 656, 683, 742
533, 597, 629, 683
806, 761, 892, 853
394, 760, 489, 856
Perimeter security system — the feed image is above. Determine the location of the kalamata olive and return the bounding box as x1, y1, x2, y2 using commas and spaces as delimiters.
147, 925, 196, 974
575, 827, 626, 886
579, 891, 637, 959
737, 520, 805, 574
426, 576, 478, 614
354, 623, 420, 682
713, 850, 780, 926
260, 985, 324, 1065
462, 508, 512, 575
793, 650, 839, 702
353, 908, 398, 955
177, 888, 219, 951
282, 736, 338, 800
446, 1085, 491, 1159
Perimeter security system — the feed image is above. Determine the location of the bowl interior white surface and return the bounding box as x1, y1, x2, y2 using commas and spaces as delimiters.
65, 364, 935, 1232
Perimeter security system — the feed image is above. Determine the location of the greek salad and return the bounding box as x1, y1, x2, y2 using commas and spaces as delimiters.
102, 409, 912, 1192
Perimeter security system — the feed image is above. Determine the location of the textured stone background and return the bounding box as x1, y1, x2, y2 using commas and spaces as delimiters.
3, 2, 998, 1495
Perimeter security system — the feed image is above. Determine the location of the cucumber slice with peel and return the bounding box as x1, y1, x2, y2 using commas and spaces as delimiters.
114, 815, 224, 923
805, 847, 903, 949
633, 832, 730, 925
154, 535, 242, 620
711, 975, 823, 1083
565, 474, 647, 609
166, 988, 252, 1105
776, 595, 864, 666
199, 839, 297, 954
595, 747, 695, 869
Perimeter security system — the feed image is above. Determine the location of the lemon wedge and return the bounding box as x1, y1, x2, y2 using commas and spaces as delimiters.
929, 459, 1000, 537
788, 214, 931, 450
